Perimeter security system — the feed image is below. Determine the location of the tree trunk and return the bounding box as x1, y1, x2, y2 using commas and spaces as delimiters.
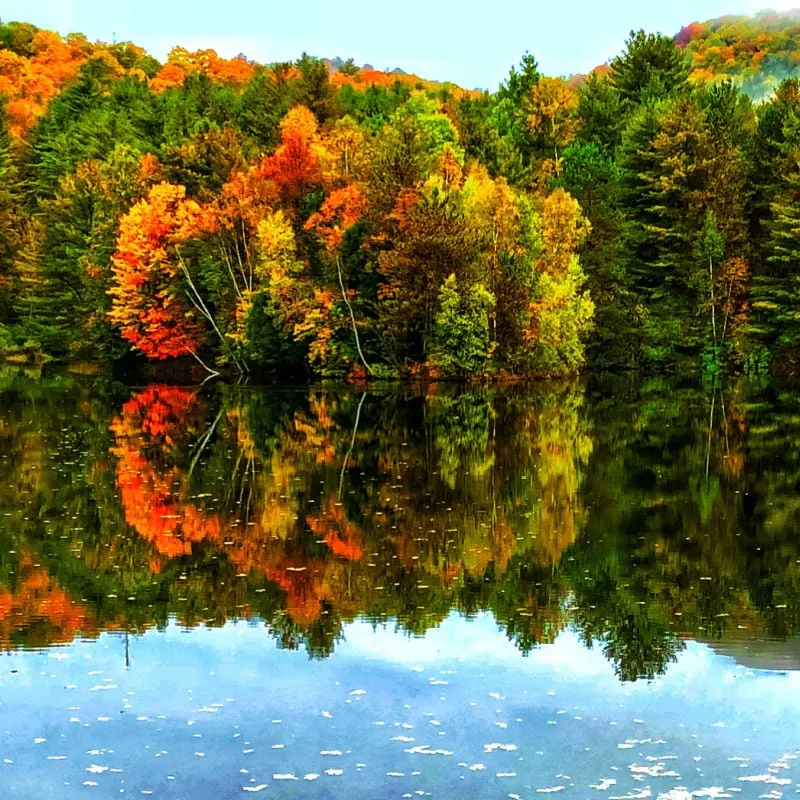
709, 256, 717, 347
337, 255, 372, 374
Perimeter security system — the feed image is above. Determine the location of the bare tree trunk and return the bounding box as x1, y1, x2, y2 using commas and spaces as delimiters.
551, 116, 559, 167
177, 248, 246, 375
709, 256, 717, 347
339, 392, 367, 499
218, 240, 244, 304
189, 349, 220, 380
337, 255, 372, 374
240, 218, 253, 292
491, 227, 498, 346
720, 280, 734, 346
705, 386, 715, 480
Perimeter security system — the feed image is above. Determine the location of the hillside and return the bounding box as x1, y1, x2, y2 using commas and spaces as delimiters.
0, 20, 475, 138
322, 56, 476, 97
326, 62, 476, 98
676, 10, 800, 98
7, 14, 800, 380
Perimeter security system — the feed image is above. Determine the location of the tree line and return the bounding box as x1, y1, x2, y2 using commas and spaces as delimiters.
3, 20, 800, 376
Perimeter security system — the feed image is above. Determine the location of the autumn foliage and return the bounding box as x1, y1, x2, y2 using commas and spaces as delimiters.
0, 554, 95, 650
3, 13, 794, 377
110, 385, 222, 558
259, 106, 324, 204
109, 183, 207, 359
329, 65, 479, 99
676, 12, 800, 96
305, 183, 366, 252
0, 30, 92, 135
150, 46, 255, 93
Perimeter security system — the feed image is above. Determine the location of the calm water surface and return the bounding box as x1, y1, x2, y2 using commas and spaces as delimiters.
0, 370, 798, 798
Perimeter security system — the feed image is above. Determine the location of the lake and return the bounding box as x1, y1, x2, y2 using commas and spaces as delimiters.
0, 370, 798, 798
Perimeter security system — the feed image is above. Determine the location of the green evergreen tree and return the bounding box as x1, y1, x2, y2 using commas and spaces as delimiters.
576, 72, 625, 153
609, 30, 690, 107
558, 142, 630, 367
39, 144, 150, 360
11, 221, 72, 359
759, 150, 800, 365
32, 64, 159, 202
238, 68, 295, 150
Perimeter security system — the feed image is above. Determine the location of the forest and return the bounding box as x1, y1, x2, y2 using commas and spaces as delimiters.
3, 14, 800, 378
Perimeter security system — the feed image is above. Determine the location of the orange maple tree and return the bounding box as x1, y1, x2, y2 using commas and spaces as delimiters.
108, 182, 207, 360
0, 31, 123, 136
304, 183, 366, 252
259, 106, 324, 205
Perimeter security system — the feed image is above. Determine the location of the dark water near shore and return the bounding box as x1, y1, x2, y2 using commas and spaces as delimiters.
0, 368, 798, 797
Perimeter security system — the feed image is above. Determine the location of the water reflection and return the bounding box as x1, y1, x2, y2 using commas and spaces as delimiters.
0, 369, 799, 680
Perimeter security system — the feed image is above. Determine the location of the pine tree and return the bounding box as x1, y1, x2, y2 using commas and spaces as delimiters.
609, 30, 690, 107
618, 93, 750, 366
758, 152, 800, 364
750, 79, 800, 254
12, 221, 73, 359
617, 102, 670, 363
749, 82, 800, 368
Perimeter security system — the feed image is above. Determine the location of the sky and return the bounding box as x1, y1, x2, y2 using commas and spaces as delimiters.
2, 615, 798, 798
3, 0, 799, 89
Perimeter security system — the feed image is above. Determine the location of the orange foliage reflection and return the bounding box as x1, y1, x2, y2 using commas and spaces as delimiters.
308, 497, 364, 561
0, 554, 95, 650
110, 385, 222, 557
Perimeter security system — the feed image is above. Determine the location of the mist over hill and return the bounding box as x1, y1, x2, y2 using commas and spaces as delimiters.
675, 10, 800, 100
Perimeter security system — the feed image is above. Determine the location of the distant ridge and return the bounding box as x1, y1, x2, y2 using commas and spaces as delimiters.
674, 10, 800, 98
323, 56, 407, 76
320, 55, 477, 98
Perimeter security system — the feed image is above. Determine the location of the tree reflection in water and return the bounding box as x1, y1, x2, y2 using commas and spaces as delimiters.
0, 368, 799, 681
